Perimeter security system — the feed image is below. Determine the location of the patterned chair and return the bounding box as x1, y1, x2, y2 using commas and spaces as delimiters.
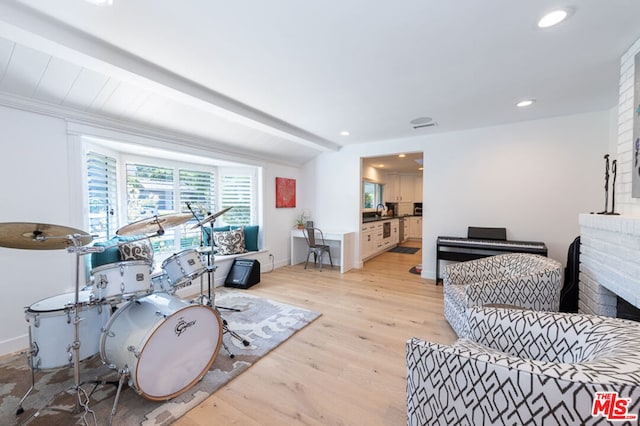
407, 307, 640, 426
443, 253, 562, 337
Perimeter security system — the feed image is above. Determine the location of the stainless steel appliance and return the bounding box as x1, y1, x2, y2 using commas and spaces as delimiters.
398, 217, 405, 241
413, 202, 423, 216
382, 221, 391, 239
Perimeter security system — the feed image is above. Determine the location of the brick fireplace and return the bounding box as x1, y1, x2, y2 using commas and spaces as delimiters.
579, 214, 640, 316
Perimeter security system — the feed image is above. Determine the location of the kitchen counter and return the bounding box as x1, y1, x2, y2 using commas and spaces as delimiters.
362, 215, 420, 223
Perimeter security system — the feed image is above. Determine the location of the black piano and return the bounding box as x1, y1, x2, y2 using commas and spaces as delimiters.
436, 227, 547, 284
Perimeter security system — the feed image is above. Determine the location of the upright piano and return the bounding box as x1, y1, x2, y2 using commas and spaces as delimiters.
436, 227, 547, 284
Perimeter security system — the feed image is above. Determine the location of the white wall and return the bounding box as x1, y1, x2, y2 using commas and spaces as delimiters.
311, 110, 612, 278
0, 105, 308, 356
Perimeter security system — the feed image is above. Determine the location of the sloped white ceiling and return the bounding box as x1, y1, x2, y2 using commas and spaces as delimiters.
0, 0, 639, 165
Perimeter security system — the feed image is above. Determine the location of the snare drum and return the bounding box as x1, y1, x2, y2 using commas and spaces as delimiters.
91, 260, 152, 302
25, 291, 110, 370
162, 249, 206, 288
100, 293, 222, 400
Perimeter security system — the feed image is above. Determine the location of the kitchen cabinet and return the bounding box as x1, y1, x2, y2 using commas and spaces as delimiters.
385, 174, 418, 202
414, 175, 423, 202
361, 218, 399, 260
403, 219, 409, 243
408, 217, 422, 239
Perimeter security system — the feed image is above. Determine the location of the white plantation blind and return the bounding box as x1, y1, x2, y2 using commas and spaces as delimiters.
125, 163, 175, 221
86, 152, 118, 240
179, 168, 215, 247
220, 172, 254, 226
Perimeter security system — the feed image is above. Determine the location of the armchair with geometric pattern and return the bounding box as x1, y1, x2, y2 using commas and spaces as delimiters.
443, 253, 563, 337
407, 306, 640, 425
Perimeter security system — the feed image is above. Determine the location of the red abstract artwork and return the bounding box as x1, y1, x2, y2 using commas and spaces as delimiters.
275, 177, 296, 208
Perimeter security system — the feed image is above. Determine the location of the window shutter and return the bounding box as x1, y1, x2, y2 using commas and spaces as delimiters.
220, 173, 254, 226
179, 169, 215, 247
125, 163, 175, 222
86, 152, 118, 240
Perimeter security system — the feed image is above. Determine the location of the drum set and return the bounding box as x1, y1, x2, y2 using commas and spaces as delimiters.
0, 208, 248, 423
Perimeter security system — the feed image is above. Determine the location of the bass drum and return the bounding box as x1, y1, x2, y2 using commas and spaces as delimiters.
25, 291, 110, 370
100, 293, 222, 400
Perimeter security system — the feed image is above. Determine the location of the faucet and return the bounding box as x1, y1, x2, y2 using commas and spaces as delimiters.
375, 204, 385, 217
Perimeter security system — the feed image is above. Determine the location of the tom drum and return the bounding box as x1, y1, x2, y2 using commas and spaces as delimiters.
25, 291, 110, 370
100, 293, 222, 400
161, 249, 206, 288
91, 260, 152, 302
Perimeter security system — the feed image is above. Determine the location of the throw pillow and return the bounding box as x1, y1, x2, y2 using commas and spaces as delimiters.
118, 238, 154, 263
213, 228, 248, 255
242, 225, 260, 251
202, 225, 231, 246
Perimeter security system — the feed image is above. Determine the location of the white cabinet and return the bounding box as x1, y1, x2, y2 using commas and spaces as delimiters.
360, 223, 377, 259
414, 175, 423, 202
385, 174, 419, 202
361, 219, 400, 260
403, 220, 409, 243
408, 217, 422, 239
399, 175, 414, 202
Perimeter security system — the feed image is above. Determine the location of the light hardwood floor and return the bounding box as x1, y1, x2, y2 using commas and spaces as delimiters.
176, 241, 457, 426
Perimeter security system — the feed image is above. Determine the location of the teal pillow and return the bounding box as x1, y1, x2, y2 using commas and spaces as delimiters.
243, 225, 259, 251
90, 235, 147, 268
202, 226, 230, 246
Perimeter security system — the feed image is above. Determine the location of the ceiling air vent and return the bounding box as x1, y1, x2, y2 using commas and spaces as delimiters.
410, 116, 437, 129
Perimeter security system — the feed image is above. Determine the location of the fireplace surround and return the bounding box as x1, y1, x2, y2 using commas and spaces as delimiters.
579, 214, 640, 317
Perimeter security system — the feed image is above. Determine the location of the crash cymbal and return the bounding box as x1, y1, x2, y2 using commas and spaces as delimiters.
191, 207, 233, 229
0, 222, 93, 250
117, 213, 193, 236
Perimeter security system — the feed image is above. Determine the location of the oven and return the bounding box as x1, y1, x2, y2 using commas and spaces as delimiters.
383, 221, 391, 239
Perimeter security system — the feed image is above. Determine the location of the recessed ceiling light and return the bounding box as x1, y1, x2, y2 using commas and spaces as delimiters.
340, 131, 350, 136
538, 9, 568, 28
398, 154, 406, 158
378, 164, 385, 168
516, 99, 536, 108
84, 0, 114, 4
418, 167, 424, 171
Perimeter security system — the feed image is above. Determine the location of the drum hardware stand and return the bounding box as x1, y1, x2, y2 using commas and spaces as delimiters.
187, 205, 251, 354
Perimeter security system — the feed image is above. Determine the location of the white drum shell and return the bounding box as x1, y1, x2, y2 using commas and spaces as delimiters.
150, 273, 173, 294
162, 249, 205, 288
91, 260, 152, 302
100, 293, 222, 400
25, 291, 110, 370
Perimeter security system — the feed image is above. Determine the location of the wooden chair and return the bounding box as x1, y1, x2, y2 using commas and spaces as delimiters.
302, 227, 333, 271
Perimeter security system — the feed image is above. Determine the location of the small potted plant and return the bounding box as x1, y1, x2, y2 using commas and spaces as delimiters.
296, 212, 305, 229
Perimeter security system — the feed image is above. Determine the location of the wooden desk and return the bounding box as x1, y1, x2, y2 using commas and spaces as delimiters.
291, 229, 355, 273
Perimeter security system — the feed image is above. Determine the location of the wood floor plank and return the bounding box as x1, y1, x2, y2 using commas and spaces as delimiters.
176, 241, 457, 425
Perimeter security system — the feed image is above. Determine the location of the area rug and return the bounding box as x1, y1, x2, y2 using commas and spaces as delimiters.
390, 246, 420, 254
0, 290, 321, 426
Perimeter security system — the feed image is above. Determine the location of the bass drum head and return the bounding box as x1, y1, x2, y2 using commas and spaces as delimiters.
102, 293, 222, 401
138, 303, 222, 400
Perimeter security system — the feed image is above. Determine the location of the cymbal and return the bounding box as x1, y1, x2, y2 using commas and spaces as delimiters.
0, 222, 93, 250
117, 213, 193, 236
191, 207, 233, 229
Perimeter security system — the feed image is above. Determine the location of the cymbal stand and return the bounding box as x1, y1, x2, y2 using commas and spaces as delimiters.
16, 235, 105, 419
201, 220, 250, 350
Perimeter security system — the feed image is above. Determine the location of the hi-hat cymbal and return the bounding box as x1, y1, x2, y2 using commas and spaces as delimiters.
191, 207, 232, 229
0, 222, 93, 250
117, 213, 193, 236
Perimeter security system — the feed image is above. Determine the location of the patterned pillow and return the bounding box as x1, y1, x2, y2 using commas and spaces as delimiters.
213, 228, 247, 255
118, 238, 154, 263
